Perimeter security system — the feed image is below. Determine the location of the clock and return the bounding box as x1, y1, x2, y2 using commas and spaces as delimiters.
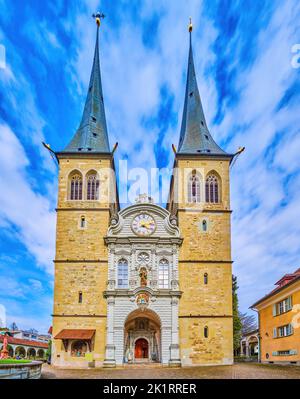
131, 214, 156, 236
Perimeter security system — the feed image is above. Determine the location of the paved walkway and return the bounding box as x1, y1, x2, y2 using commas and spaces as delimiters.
42, 363, 300, 379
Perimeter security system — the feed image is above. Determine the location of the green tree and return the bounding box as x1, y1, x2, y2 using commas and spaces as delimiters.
46, 339, 52, 361
232, 275, 242, 356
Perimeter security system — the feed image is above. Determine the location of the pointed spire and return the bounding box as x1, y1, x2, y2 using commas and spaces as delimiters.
177, 19, 227, 156
63, 12, 110, 153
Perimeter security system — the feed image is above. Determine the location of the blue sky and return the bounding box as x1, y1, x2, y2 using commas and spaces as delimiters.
0, 0, 300, 333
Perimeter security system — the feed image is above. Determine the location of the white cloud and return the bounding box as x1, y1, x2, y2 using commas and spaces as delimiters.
0, 123, 55, 273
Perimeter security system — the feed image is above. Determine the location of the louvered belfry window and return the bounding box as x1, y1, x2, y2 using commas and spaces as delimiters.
188, 170, 201, 203
87, 173, 99, 200
70, 173, 83, 200
205, 174, 219, 203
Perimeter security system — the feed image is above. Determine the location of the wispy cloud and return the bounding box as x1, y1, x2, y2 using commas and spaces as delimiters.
0, 0, 299, 331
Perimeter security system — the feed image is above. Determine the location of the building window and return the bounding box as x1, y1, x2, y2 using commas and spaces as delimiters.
86, 172, 99, 200
78, 291, 83, 303
118, 259, 128, 288
273, 296, 292, 316
204, 326, 209, 338
70, 172, 83, 200
205, 174, 219, 203
158, 259, 169, 288
80, 216, 86, 228
273, 350, 297, 356
277, 324, 293, 338
71, 340, 87, 357
204, 273, 208, 285
202, 220, 208, 232
188, 170, 201, 203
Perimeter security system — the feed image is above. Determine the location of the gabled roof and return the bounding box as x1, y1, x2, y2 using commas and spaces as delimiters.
62, 18, 110, 154
177, 26, 229, 157
251, 268, 300, 308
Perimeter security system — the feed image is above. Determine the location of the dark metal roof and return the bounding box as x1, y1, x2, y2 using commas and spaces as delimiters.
62, 24, 110, 153
177, 32, 228, 156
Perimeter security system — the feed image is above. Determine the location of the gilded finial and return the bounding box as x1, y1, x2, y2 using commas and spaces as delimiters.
92, 12, 105, 28
188, 17, 193, 33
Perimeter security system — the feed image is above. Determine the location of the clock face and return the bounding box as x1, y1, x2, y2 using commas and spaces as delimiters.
132, 214, 156, 236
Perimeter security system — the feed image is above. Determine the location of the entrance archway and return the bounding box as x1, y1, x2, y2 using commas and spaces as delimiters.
124, 308, 161, 363
135, 338, 149, 359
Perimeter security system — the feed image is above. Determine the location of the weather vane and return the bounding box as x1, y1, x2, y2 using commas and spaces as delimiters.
92, 12, 105, 27
188, 17, 193, 32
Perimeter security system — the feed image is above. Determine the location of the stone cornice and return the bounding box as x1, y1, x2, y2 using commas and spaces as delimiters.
179, 315, 233, 318
178, 260, 233, 264
53, 259, 107, 263
177, 208, 232, 213
52, 314, 107, 318
103, 289, 182, 298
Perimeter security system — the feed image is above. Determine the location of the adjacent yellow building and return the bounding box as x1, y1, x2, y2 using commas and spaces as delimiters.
51, 16, 234, 368
251, 268, 300, 364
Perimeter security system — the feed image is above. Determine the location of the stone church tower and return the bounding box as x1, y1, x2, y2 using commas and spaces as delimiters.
51, 16, 233, 368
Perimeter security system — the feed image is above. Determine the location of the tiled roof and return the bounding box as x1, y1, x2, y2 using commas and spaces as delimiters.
0, 335, 48, 349
54, 329, 95, 340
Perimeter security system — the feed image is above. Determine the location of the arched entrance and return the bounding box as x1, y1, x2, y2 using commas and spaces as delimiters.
135, 338, 149, 359
124, 309, 161, 364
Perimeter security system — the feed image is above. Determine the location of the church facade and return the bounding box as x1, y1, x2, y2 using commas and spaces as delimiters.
51, 16, 234, 368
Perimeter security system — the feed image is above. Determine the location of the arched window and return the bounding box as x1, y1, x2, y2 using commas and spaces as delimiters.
80, 216, 86, 228
71, 340, 87, 357
86, 172, 99, 200
188, 170, 201, 203
202, 220, 207, 232
204, 326, 209, 338
118, 259, 128, 288
158, 259, 169, 288
204, 273, 208, 285
205, 174, 219, 203
78, 291, 83, 303
69, 172, 83, 200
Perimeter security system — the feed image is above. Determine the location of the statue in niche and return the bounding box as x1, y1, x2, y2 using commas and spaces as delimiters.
139, 267, 147, 287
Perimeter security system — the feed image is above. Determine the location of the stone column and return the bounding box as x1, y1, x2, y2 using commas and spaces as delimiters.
103, 296, 116, 367
245, 340, 250, 358
169, 297, 181, 367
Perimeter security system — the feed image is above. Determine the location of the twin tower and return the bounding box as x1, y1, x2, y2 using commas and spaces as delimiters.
51, 16, 234, 368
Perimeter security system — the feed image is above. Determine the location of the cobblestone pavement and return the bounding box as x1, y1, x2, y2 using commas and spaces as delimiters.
42, 363, 300, 379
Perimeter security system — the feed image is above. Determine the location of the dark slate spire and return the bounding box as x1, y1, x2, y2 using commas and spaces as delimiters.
177, 20, 227, 156
63, 13, 110, 153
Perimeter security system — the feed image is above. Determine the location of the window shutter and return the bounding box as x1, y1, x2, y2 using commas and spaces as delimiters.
272, 304, 277, 316
273, 327, 277, 338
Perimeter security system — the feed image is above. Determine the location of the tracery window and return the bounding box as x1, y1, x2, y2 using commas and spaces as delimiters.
188, 170, 201, 203
70, 172, 83, 200
205, 174, 219, 203
118, 259, 128, 288
86, 172, 99, 200
158, 259, 169, 289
